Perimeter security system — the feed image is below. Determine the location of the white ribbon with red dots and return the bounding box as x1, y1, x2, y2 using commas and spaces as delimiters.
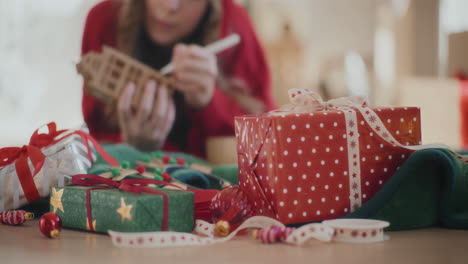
108, 216, 390, 248
109, 217, 283, 248
108, 216, 334, 248
341, 108, 363, 211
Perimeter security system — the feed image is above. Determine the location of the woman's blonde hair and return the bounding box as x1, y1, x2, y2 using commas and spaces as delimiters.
117, 0, 222, 55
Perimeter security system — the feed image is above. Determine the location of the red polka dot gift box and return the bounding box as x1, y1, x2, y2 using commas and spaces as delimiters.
234, 89, 421, 225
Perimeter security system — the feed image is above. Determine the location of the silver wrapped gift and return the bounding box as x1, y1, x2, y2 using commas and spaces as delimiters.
0, 135, 95, 211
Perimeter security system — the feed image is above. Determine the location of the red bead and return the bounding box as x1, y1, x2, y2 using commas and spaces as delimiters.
162, 155, 171, 164
257, 226, 288, 244
39, 213, 62, 239
176, 157, 185, 166
135, 165, 146, 174
161, 172, 172, 182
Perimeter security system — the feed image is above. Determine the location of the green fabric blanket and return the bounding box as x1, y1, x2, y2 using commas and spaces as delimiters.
90, 144, 239, 188
345, 148, 468, 231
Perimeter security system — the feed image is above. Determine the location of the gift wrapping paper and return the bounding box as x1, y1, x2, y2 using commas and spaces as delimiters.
51, 185, 194, 233
0, 135, 93, 211
235, 90, 421, 224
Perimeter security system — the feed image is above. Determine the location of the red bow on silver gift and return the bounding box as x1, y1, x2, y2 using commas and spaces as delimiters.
0, 122, 118, 203
274, 89, 368, 113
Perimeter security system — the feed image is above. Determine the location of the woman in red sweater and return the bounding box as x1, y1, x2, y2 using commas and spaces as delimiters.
82, 0, 276, 158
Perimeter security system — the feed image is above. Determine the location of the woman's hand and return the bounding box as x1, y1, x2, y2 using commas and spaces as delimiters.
117, 81, 175, 151
172, 44, 218, 109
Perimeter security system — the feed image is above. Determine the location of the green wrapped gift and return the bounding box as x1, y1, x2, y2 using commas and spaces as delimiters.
49, 183, 194, 233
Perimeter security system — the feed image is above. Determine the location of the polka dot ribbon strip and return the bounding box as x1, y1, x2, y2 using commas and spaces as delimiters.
341, 108, 362, 211
109, 217, 324, 248
109, 217, 291, 248
108, 216, 389, 248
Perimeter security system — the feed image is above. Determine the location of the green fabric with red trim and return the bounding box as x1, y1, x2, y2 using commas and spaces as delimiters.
88, 144, 238, 189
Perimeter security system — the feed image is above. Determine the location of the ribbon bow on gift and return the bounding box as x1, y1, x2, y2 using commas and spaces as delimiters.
0, 122, 118, 204
275, 89, 368, 113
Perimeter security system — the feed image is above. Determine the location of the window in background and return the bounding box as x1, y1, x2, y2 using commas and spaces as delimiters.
439, 0, 468, 76
0, 0, 99, 146
440, 0, 468, 33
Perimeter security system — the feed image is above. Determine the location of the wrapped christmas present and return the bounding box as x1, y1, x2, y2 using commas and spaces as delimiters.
0, 123, 118, 211
235, 89, 422, 225
52, 175, 194, 233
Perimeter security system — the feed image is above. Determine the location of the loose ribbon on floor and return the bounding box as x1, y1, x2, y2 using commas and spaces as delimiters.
0, 122, 118, 204
109, 216, 327, 248
109, 215, 390, 248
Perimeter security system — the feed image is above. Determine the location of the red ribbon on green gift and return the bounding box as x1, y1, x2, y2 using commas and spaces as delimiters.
72, 174, 186, 231
0, 122, 119, 204
72, 174, 220, 232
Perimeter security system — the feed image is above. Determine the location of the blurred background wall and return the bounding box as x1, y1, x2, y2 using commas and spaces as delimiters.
0, 0, 100, 145
1, 0, 468, 150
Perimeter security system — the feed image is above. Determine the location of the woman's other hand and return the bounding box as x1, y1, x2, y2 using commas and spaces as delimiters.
117, 80, 175, 151
172, 44, 218, 109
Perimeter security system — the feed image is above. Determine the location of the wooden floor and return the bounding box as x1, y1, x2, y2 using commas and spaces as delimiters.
1, 220, 468, 264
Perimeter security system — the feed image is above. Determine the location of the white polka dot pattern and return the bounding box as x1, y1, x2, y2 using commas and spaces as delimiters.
235, 96, 421, 225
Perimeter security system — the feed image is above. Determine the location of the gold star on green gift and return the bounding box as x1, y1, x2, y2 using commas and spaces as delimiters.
116, 197, 133, 223
85, 218, 97, 231
50, 188, 65, 214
